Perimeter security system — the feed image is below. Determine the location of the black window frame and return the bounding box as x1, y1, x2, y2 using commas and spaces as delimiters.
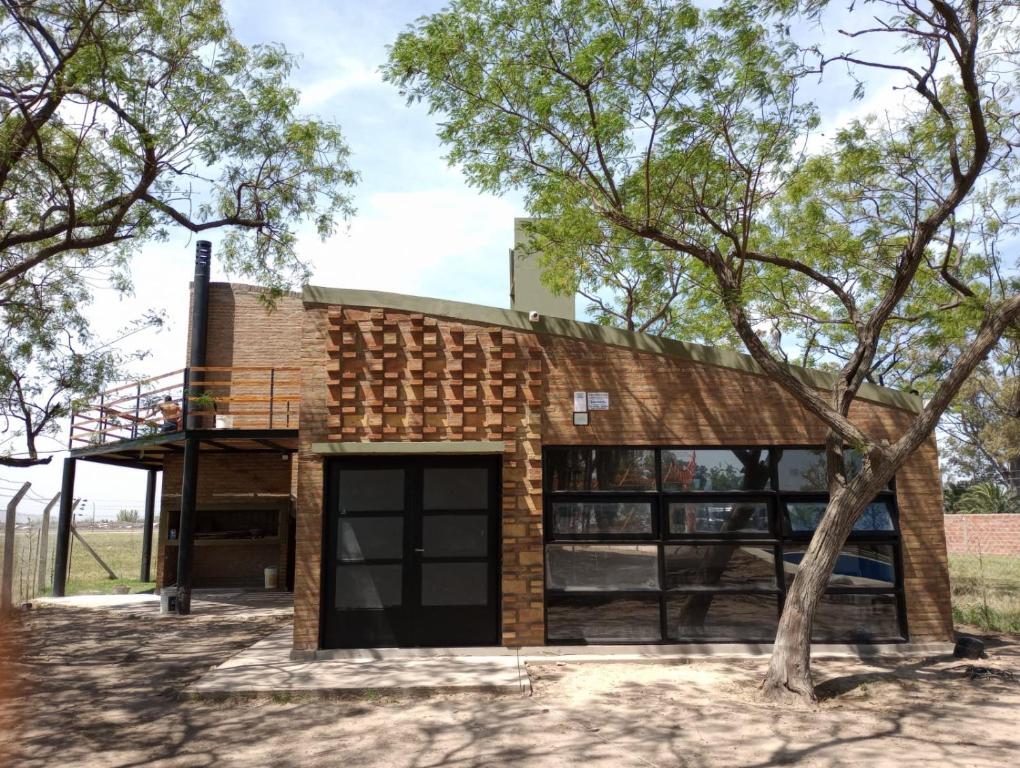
542, 444, 908, 645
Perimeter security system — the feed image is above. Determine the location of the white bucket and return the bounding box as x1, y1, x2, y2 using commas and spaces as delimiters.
264, 566, 278, 590
215, 415, 234, 429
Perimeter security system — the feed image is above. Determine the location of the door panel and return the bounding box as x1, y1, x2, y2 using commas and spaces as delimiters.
322, 456, 500, 648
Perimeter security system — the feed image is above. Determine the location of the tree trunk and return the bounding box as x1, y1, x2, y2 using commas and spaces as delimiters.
759, 467, 892, 704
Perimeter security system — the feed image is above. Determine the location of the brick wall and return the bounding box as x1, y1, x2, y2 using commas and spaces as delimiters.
155, 446, 294, 590
293, 305, 544, 650
293, 303, 953, 648
944, 514, 1020, 556
541, 335, 952, 642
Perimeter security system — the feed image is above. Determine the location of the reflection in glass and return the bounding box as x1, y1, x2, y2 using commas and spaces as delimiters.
545, 448, 655, 492
338, 518, 403, 561
668, 501, 770, 535
662, 449, 771, 491
547, 595, 662, 642
422, 514, 488, 557
545, 544, 659, 590
423, 467, 488, 510
552, 502, 653, 536
783, 544, 896, 588
811, 592, 903, 642
666, 593, 779, 641
335, 565, 402, 609
784, 500, 895, 533
664, 545, 777, 590
421, 563, 488, 606
776, 449, 828, 491
338, 469, 405, 512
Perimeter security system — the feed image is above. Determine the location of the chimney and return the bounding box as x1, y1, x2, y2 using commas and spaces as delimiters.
189, 240, 212, 371
510, 218, 575, 320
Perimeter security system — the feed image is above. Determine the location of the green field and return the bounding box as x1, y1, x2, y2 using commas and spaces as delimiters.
0, 527, 153, 599
949, 553, 1020, 634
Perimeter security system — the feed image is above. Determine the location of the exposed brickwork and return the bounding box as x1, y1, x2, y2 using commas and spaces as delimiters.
155, 452, 292, 590
187, 283, 953, 648
945, 514, 1020, 556
293, 305, 545, 650
540, 335, 953, 643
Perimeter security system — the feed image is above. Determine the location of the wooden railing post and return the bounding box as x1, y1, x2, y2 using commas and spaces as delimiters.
269, 368, 276, 429
132, 381, 142, 439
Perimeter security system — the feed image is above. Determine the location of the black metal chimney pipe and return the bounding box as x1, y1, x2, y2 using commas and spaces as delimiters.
189, 240, 212, 372
176, 240, 211, 615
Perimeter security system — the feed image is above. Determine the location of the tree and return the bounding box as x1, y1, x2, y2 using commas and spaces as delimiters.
955, 481, 1020, 514
0, 0, 357, 295
940, 343, 1020, 491
1, 0, 357, 462
385, 0, 1020, 702
116, 508, 140, 523
0, 248, 163, 466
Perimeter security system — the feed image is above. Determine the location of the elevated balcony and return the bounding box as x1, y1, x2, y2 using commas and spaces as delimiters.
68, 366, 300, 469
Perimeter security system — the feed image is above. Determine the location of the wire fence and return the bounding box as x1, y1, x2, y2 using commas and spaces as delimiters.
1, 489, 152, 619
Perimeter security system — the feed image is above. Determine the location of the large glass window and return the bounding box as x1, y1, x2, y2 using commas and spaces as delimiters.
546, 544, 659, 591
662, 449, 771, 492
545, 447, 656, 492
543, 445, 905, 644
665, 544, 778, 591
668, 501, 770, 536
551, 501, 654, 537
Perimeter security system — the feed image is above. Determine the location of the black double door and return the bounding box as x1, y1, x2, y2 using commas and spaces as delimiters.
322, 456, 500, 648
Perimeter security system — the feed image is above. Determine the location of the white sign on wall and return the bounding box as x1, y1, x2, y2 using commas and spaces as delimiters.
587, 392, 610, 411
573, 391, 588, 412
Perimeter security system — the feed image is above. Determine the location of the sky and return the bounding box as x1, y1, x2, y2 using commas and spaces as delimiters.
0, 1, 913, 520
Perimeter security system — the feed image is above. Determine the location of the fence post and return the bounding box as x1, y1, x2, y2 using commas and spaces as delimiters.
35, 493, 60, 595
2, 482, 31, 614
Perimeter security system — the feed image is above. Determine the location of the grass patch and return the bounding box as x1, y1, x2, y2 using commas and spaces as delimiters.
949, 553, 1020, 633
0, 527, 154, 599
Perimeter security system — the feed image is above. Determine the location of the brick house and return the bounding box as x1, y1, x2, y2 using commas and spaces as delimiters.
59, 222, 953, 653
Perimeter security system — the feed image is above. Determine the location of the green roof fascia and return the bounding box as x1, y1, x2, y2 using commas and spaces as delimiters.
311, 440, 506, 455
302, 285, 921, 413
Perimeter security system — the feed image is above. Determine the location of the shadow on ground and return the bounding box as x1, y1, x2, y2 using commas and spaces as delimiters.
1, 606, 1018, 767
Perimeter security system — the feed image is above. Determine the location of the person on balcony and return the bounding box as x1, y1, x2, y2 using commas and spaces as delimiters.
154, 395, 182, 433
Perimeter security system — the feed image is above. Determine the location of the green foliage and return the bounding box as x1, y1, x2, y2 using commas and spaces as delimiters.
385, 0, 1020, 392
0, 0, 358, 295
954, 482, 1020, 515
116, 509, 141, 524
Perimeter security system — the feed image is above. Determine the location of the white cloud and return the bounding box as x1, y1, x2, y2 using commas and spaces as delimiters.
299, 60, 383, 108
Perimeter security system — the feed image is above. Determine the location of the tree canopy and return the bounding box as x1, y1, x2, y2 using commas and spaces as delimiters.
0, 0, 359, 464
0, 0, 357, 295
386, 0, 1020, 702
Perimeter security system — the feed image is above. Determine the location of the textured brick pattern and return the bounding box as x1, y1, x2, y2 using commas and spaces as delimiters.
187, 283, 952, 648
292, 305, 545, 650
945, 514, 1020, 556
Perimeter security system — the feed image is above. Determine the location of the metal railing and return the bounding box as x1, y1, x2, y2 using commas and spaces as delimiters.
68, 366, 300, 449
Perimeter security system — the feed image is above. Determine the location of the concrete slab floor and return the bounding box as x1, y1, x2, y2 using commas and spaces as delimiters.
192, 620, 954, 700
189, 626, 532, 699
35, 589, 293, 619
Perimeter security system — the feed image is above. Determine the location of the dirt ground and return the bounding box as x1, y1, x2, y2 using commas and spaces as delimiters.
1, 606, 1019, 768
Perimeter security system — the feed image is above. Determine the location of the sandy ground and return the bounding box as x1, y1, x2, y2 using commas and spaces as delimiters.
1, 605, 1019, 767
